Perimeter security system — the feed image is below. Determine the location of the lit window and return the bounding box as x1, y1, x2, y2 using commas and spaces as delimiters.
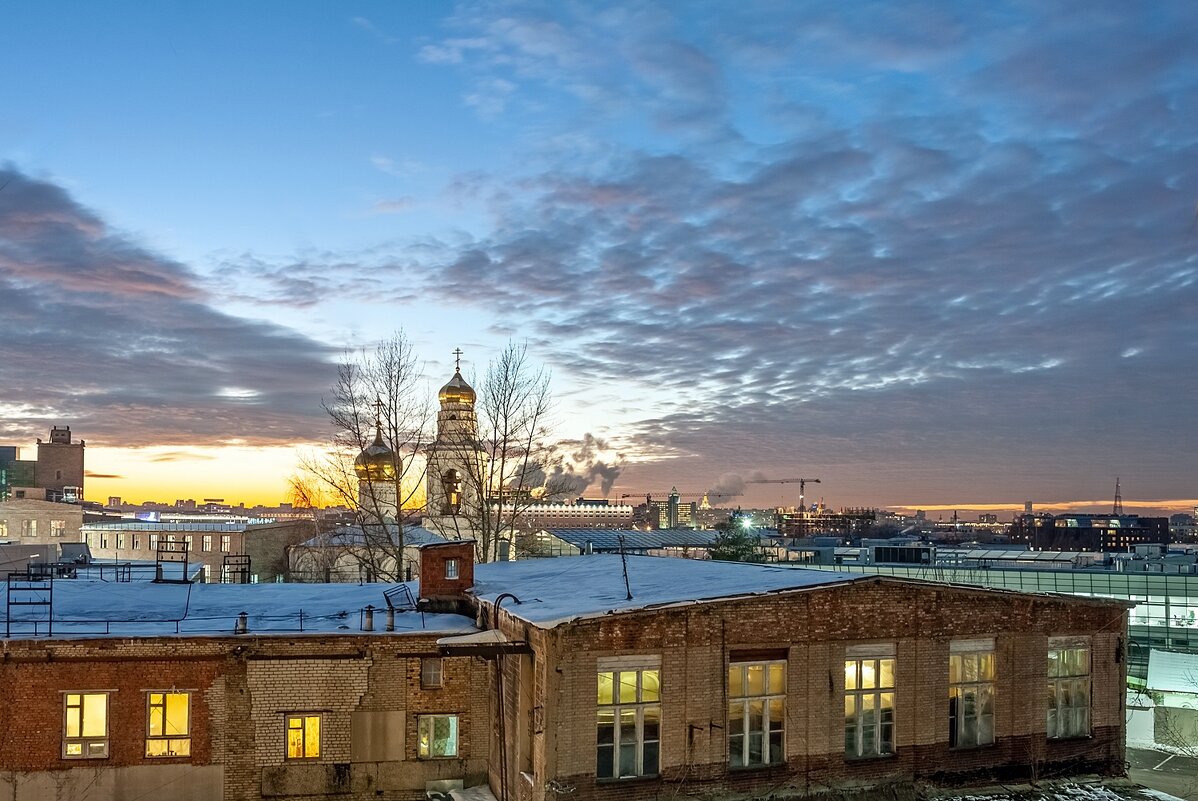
418, 714, 459, 758
422, 657, 443, 688
220, 535, 231, 552
117, 533, 126, 549
445, 559, 459, 580
50, 520, 66, 538
132, 535, 141, 550
597, 665, 660, 778
286, 714, 321, 759
146, 692, 191, 757
64, 692, 109, 758
0, 521, 6, 537
844, 657, 895, 757
100, 533, 109, 549
949, 646, 995, 748
150, 534, 159, 551
21, 519, 36, 537
728, 661, 785, 768
202, 535, 212, 552
1047, 644, 1090, 739
184, 535, 194, 552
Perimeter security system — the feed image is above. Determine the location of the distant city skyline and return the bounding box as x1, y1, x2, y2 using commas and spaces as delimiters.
3, 3, 1196, 512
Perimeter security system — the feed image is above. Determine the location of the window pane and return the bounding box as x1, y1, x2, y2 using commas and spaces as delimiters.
643, 706, 660, 744
597, 672, 614, 705
643, 740, 659, 776
768, 698, 784, 732
82, 694, 106, 738
768, 663, 785, 695
879, 659, 895, 689
728, 702, 744, 736
746, 665, 765, 696
641, 669, 660, 702
949, 655, 961, 684
845, 661, 858, 691
861, 660, 877, 690
979, 652, 995, 680
287, 726, 304, 758
304, 716, 320, 757
618, 672, 637, 703
597, 710, 615, 744
730, 733, 745, 768
165, 694, 189, 735
729, 666, 743, 698
597, 744, 614, 777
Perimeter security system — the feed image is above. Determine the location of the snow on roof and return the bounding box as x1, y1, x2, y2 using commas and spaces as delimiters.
297, 524, 446, 549
1147, 649, 1198, 694
471, 555, 862, 628
1, 579, 477, 640
544, 528, 719, 550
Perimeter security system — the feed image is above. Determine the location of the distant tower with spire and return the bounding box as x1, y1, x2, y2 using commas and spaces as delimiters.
424, 349, 490, 541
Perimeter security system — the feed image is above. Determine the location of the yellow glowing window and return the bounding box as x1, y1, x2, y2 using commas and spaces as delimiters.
286, 714, 321, 759
146, 692, 191, 757
64, 692, 109, 759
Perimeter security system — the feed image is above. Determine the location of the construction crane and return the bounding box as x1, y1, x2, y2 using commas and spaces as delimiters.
746, 477, 822, 509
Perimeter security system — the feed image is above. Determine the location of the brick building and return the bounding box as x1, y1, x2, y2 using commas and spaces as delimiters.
0, 498, 86, 543
0, 544, 1130, 800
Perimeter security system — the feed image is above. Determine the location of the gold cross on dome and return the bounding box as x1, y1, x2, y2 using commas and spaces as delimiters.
452, 348, 463, 371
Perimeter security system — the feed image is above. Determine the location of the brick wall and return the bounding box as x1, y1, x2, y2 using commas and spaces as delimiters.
495, 576, 1128, 801
419, 540, 475, 602
0, 635, 491, 801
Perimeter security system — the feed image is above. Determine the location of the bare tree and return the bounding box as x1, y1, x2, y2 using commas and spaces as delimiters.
295, 331, 433, 581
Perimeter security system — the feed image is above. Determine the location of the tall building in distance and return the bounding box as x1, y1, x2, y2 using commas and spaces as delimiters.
1011, 513, 1170, 552
0, 426, 85, 502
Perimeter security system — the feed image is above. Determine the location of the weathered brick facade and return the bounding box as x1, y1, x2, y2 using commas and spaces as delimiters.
0, 558, 1129, 801
487, 576, 1129, 801
0, 636, 491, 800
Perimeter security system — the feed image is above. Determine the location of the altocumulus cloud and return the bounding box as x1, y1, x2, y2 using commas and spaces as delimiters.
212, 2, 1198, 502
0, 167, 336, 447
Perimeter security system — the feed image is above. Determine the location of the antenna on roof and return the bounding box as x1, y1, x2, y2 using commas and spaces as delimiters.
617, 534, 633, 600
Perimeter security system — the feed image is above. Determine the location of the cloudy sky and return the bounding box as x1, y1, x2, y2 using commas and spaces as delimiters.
2, 1, 1196, 513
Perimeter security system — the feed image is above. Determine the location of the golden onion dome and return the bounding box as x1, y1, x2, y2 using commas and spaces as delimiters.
354, 429, 397, 481
438, 370, 476, 406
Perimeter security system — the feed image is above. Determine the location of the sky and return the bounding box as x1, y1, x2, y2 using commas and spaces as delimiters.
2, 1, 1196, 515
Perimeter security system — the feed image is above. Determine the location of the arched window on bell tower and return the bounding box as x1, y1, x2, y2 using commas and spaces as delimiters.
441, 469, 462, 514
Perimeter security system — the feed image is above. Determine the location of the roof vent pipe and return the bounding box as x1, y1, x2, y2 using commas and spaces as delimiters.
362, 605, 375, 632
234, 611, 248, 635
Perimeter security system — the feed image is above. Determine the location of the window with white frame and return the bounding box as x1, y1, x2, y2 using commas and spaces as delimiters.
150, 533, 159, 551
596, 657, 660, 779
1047, 639, 1090, 739
220, 534, 231, 552
949, 640, 995, 748
50, 520, 66, 537
21, 519, 36, 537
844, 646, 895, 758
417, 714, 459, 758
132, 534, 141, 550
116, 533, 126, 550
0, 521, 6, 538
444, 558, 459, 579
728, 659, 785, 768
422, 657, 443, 688
64, 692, 109, 758
202, 534, 212, 552
146, 692, 191, 757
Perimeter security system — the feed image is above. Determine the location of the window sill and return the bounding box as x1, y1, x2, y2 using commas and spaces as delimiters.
596, 774, 661, 784
949, 742, 996, 751
729, 762, 786, 772
1047, 734, 1092, 742
843, 752, 897, 762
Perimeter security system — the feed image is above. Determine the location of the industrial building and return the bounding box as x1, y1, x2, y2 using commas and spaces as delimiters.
0, 543, 1130, 800
1011, 513, 1170, 552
